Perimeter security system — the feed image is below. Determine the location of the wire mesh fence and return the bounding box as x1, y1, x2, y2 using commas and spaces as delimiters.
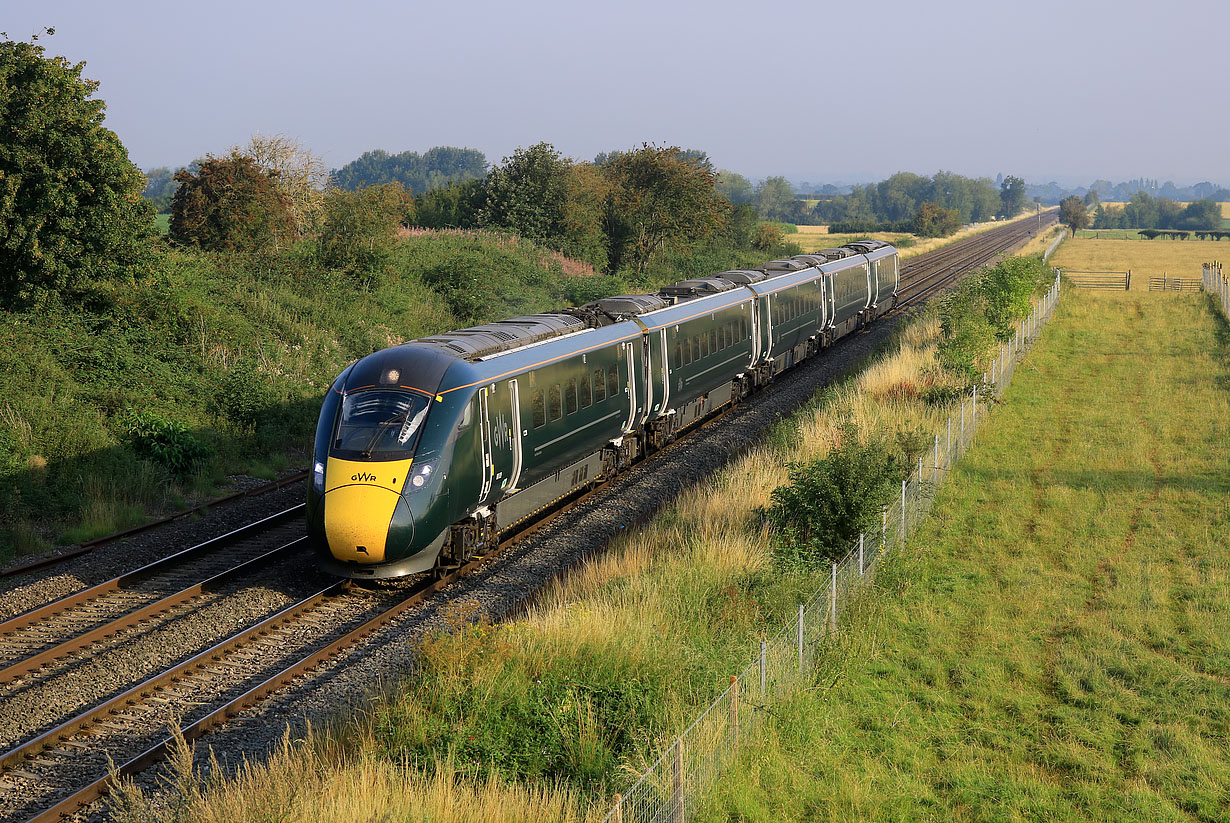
604, 273, 1063, 823
1204, 263, 1228, 317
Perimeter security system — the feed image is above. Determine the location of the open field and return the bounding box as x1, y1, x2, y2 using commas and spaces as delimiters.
1050, 237, 1226, 290
1097, 201, 1230, 218
701, 283, 1230, 821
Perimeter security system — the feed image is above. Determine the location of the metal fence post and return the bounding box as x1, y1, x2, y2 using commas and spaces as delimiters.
730, 675, 739, 749
933, 434, 939, 482
672, 740, 685, 823
830, 563, 838, 633
900, 479, 907, 541
960, 399, 966, 446
858, 533, 864, 575
797, 604, 804, 670
759, 641, 766, 695
946, 417, 952, 464
881, 506, 888, 555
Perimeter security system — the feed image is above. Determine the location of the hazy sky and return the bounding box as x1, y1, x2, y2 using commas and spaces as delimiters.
6, 0, 1227, 186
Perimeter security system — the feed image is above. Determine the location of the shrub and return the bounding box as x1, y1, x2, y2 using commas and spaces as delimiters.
752, 223, 784, 251
762, 425, 906, 565
121, 412, 211, 476
217, 362, 276, 432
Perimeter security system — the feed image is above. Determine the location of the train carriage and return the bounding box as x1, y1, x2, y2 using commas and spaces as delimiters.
309, 241, 899, 580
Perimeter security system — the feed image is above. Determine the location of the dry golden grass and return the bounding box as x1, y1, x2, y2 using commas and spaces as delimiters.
1048, 236, 1228, 291
1013, 224, 1065, 258
1094, 201, 1230, 217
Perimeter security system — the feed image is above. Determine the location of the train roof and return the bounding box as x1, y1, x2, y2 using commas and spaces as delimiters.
416, 312, 590, 361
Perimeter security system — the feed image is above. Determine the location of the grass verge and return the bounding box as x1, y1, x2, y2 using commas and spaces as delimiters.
107, 259, 1054, 823
699, 286, 1230, 821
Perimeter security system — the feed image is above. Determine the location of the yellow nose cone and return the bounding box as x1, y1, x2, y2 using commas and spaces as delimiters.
323, 457, 413, 564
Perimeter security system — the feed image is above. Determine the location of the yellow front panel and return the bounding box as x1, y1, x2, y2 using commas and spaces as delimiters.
323, 457, 413, 564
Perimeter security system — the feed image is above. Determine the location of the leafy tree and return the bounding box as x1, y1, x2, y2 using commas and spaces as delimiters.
560, 162, 611, 270
415, 178, 484, 229
169, 151, 295, 252
754, 176, 796, 221
1058, 195, 1089, 234
716, 169, 754, 205
142, 166, 178, 213
602, 144, 725, 275
999, 175, 1027, 218
1083, 188, 1100, 208
1178, 198, 1223, 230
0, 30, 154, 306
479, 142, 572, 244
318, 182, 414, 273
332, 146, 486, 194
242, 134, 327, 236
913, 202, 960, 237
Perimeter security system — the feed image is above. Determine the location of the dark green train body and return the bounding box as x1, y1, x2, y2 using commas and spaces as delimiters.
308, 242, 898, 578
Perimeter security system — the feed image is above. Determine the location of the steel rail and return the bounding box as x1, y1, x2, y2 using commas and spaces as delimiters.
0, 505, 305, 637
0, 537, 309, 685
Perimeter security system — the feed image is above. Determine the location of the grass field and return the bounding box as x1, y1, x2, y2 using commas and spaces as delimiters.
700, 285, 1230, 821
1050, 237, 1227, 290
1097, 201, 1230, 218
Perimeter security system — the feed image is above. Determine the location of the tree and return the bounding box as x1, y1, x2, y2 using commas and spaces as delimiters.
0, 30, 154, 306
318, 182, 414, 273
602, 144, 725, 274
913, 202, 960, 237
415, 178, 484, 229
1058, 196, 1089, 234
478, 142, 572, 244
169, 151, 295, 252
332, 146, 486, 194
999, 175, 1027, 218
242, 134, 327, 236
142, 166, 179, 213
715, 170, 754, 206
1178, 198, 1222, 230
754, 176, 796, 221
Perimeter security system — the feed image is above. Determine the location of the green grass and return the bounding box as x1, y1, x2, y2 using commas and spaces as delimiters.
699, 288, 1230, 822
155, 213, 171, 234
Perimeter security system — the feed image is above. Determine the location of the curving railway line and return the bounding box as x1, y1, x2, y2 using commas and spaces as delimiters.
0, 210, 1054, 823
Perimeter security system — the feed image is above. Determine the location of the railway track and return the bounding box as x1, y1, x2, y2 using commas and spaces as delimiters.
0, 210, 1057, 823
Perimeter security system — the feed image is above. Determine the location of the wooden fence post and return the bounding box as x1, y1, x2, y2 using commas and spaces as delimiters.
672, 740, 685, 823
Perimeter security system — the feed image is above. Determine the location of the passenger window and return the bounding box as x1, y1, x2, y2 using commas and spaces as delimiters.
549, 385, 562, 422
701, 333, 710, 358
709, 329, 717, 352
593, 369, 606, 402
579, 371, 592, 408
689, 335, 698, 362
532, 390, 545, 429
565, 379, 578, 415
607, 365, 619, 399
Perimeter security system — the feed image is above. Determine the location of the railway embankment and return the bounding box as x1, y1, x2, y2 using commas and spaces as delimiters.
700, 272, 1230, 819
105, 257, 1061, 823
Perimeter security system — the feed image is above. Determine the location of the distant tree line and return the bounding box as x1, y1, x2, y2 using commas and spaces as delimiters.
1093, 193, 1224, 231
330, 146, 487, 193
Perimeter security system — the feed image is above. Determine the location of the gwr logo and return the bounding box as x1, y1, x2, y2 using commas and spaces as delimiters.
351, 471, 377, 482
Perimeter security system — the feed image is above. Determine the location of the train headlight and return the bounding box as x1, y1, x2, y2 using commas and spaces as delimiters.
313, 461, 325, 493
407, 460, 437, 492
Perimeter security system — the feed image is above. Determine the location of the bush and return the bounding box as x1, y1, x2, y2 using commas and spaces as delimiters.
121, 412, 211, 476
752, 223, 784, 250
217, 362, 276, 432
762, 425, 906, 564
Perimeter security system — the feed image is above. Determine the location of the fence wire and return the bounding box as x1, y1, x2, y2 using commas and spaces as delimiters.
605, 274, 1063, 823
1205, 263, 1228, 319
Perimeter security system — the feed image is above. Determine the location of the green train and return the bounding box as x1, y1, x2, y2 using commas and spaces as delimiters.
307, 241, 898, 578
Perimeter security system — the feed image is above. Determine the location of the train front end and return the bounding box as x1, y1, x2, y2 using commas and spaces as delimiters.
307, 345, 468, 579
